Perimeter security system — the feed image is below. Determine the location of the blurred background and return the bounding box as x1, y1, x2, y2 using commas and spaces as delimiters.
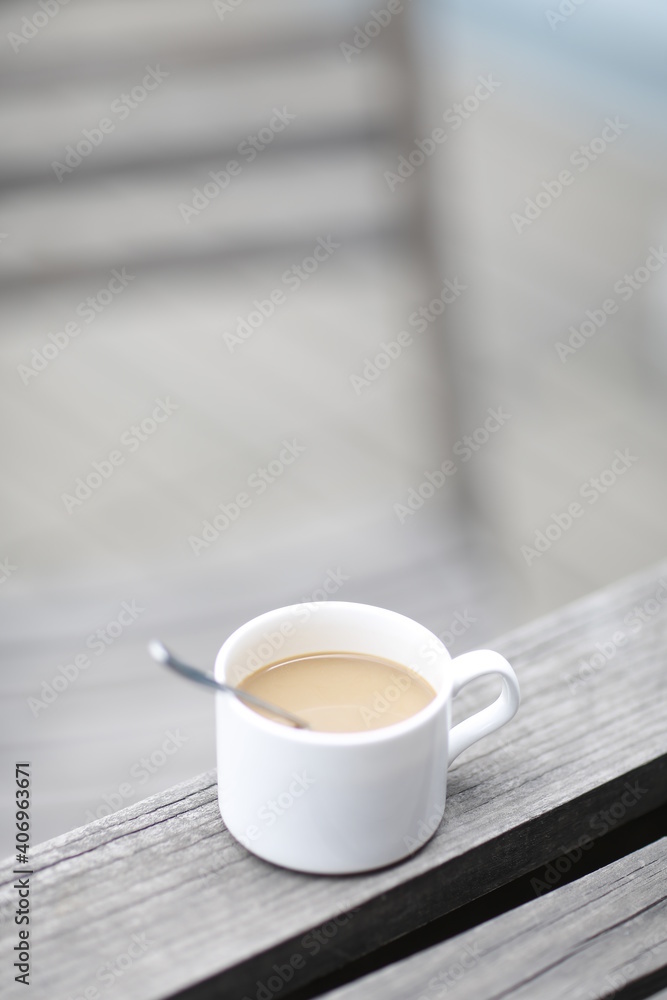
1, 0, 666, 846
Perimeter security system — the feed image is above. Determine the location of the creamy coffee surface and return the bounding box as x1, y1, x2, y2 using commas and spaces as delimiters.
237, 651, 436, 732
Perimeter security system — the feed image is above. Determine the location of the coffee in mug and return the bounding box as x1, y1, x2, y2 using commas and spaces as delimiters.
236, 652, 436, 732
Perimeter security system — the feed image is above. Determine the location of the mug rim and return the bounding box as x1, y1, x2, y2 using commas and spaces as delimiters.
215, 600, 453, 746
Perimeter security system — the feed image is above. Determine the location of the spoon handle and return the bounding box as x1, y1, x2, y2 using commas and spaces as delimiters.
148, 641, 310, 729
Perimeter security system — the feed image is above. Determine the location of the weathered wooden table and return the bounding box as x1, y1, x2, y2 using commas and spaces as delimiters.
2, 562, 667, 999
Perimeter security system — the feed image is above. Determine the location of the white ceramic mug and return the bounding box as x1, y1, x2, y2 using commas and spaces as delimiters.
215, 601, 520, 874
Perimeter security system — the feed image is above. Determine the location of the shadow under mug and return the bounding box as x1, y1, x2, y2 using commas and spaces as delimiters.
215, 601, 520, 874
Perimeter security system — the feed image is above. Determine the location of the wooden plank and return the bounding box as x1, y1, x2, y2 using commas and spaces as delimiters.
324, 837, 667, 1000
0, 144, 406, 287
0, 0, 368, 84
0, 51, 401, 185
1, 561, 667, 1000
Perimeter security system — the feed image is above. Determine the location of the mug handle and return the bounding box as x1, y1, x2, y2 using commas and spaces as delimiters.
447, 650, 520, 766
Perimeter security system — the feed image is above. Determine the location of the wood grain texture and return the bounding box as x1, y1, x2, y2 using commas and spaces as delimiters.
0, 147, 404, 289
324, 836, 667, 1000
0, 51, 401, 184
0, 2, 407, 289
0, 0, 369, 83
1, 561, 667, 1000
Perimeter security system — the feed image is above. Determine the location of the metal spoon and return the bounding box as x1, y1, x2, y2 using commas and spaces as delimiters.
148, 640, 310, 729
